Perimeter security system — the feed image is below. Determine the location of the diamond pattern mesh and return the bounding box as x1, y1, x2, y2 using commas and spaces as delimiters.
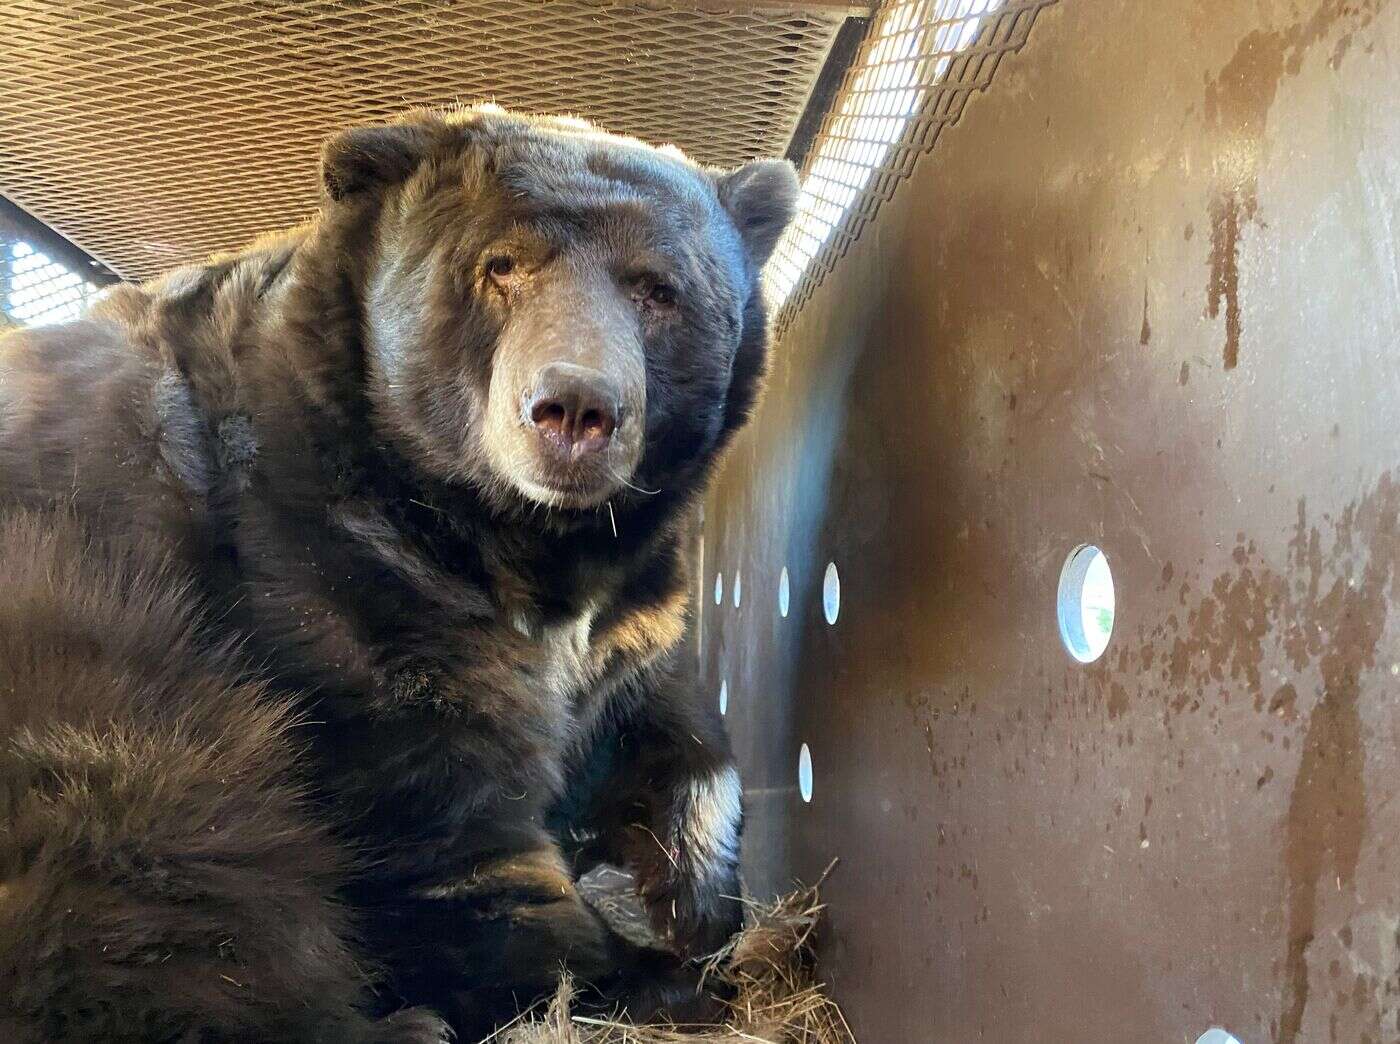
767, 0, 1055, 325
0, 0, 848, 282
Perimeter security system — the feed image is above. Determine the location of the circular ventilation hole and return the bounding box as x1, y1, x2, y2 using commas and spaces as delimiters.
822, 562, 840, 625
778, 566, 791, 618
798, 743, 813, 803
733, 570, 742, 608
714, 572, 723, 606
1194, 1031, 1243, 1044
719, 679, 728, 716
1057, 545, 1115, 663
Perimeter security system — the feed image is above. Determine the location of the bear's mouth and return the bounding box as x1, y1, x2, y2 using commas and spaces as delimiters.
507, 429, 642, 509
481, 408, 642, 512
512, 466, 622, 511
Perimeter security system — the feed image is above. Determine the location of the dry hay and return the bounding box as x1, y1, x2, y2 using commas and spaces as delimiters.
487, 866, 854, 1044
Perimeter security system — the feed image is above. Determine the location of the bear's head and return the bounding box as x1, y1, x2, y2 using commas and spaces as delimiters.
318, 106, 799, 517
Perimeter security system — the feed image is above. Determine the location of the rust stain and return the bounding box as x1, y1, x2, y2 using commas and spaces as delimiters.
1107, 681, 1129, 719
1267, 681, 1300, 724
1164, 542, 1282, 705
1202, 23, 1281, 370
1123, 470, 1398, 1039
1330, 31, 1355, 67
1202, 1, 1376, 371
1278, 476, 1396, 1043
1139, 283, 1152, 346
1207, 190, 1256, 370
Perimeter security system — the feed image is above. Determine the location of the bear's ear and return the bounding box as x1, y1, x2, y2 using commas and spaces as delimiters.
321, 123, 433, 202
716, 159, 801, 268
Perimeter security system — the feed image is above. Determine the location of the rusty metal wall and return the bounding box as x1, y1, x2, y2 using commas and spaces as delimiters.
701, 0, 1400, 1041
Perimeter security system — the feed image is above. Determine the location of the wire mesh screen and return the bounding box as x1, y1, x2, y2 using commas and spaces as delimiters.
0, 209, 103, 328
0, 1, 849, 282
766, 0, 1055, 324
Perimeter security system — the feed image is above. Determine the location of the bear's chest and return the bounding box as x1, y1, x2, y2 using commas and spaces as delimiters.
508, 603, 601, 709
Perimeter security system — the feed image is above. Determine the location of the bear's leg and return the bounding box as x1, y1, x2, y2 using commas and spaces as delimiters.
563, 670, 745, 960
360, 822, 717, 1039
0, 714, 447, 1044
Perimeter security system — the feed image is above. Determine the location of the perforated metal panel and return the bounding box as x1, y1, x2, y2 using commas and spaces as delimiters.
0, 0, 850, 282
767, 0, 1054, 323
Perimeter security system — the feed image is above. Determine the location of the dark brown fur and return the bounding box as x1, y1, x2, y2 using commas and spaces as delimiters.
0, 106, 797, 1041
0, 509, 450, 1043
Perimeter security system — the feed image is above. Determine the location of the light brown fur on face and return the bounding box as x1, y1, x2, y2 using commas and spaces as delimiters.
480, 259, 648, 509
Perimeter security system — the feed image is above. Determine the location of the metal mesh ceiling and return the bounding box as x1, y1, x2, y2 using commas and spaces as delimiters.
0, 0, 851, 282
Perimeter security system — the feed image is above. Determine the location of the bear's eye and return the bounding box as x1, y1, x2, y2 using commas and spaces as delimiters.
647, 283, 678, 307
485, 255, 516, 279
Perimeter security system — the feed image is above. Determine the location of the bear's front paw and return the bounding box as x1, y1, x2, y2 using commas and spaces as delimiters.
635, 764, 744, 958
371, 1006, 452, 1044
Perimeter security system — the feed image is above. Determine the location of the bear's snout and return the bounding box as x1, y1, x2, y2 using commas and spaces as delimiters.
526, 363, 620, 462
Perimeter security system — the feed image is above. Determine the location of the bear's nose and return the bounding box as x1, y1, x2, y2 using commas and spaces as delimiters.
527, 364, 620, 459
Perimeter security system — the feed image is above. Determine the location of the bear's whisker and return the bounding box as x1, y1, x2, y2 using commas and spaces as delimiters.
610, 467, 661, 496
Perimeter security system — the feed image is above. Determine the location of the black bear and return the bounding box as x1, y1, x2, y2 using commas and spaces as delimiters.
0, 105, 798, 1041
